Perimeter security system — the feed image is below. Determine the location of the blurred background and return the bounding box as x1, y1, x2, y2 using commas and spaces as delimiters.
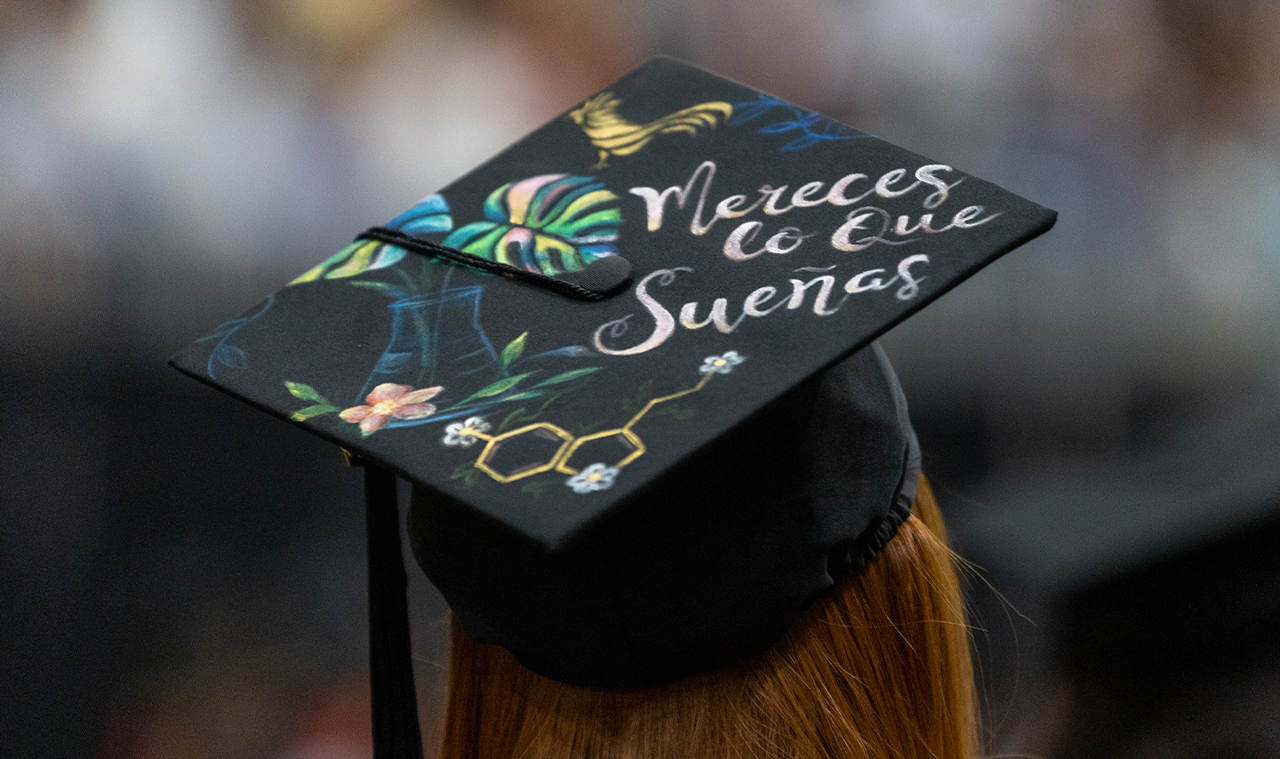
2, 0, 1278, 757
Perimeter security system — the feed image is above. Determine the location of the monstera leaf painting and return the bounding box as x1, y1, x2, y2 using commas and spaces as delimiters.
443, 175, 622, 276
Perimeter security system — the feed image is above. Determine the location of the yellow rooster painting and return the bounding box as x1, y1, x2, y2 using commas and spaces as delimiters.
569, 92, 733, 169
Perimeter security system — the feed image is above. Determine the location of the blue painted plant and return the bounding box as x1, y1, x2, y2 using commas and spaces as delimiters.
730, 92, 868, 152
266, 181, 613, 437
202, 182, 612, 438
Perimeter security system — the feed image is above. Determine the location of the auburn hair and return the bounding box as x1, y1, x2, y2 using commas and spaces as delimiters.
439, 477, 977, 759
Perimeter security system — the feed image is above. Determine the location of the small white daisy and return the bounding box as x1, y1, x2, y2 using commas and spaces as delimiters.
566, 463, 620, 494
699, 350, 745, 374
442, 416, 491, 447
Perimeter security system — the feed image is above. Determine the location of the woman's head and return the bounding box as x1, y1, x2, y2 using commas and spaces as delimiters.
441, 477, 976, 759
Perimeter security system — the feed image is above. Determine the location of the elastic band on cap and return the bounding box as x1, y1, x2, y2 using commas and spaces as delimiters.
356, 227, 633, 301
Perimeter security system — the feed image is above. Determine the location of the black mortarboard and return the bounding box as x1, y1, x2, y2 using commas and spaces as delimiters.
170, 57, 1054, 756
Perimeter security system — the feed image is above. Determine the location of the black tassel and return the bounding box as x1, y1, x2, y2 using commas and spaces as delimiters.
364, 464, 424, 759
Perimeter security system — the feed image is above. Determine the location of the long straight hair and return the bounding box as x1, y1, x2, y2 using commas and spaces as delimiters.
440, 477, 977, 759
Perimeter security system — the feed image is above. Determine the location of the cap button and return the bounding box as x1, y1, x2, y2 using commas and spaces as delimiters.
564, 255, 633, 298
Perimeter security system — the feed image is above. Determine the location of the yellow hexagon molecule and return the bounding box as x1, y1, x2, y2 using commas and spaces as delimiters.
555, 428, 645, 475
474, 422, 575, 483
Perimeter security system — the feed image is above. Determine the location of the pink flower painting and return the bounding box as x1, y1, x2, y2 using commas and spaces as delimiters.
339, 383, 443, 435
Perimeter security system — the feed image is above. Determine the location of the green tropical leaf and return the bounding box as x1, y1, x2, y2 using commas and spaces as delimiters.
498, 406, 532, 433
570, 420, 607, 436
451, 461, 481, 488
290, 245, 358, 285
288, 241, 407, 284
291, 403, 339, 421
446, 223, 504, 258
533, 367, 601, 388
621, 380, 655, 414
498, 391, 543, 402
285, 381, 330, 404
483, 182, 513, 223
463, 372, 537, 401
520, 480, 553, 500
326, 240, 380, 279
443, 175, 621, 276
500, 332, 528, 371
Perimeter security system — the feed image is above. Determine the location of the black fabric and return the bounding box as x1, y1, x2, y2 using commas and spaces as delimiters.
561, 254, 634, 297
406, 344, 917, 688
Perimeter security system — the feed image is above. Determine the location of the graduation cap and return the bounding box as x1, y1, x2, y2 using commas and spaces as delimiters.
170, 57, 1055, 757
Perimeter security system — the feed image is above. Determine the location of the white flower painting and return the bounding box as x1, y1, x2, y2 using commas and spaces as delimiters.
442, 416, 491, 447
699, 351, 744, 374
566, 463, 620, 494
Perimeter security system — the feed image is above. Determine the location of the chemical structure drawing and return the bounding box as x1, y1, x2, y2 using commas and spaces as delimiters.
441, 351, 745, 493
